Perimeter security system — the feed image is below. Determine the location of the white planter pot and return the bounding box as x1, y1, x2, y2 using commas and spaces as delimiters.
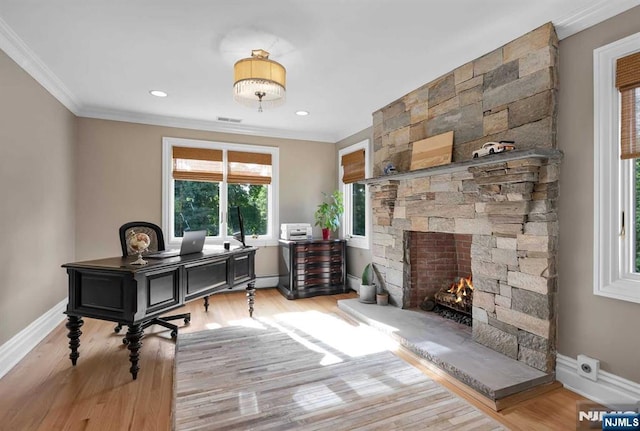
359, 284, 376, 303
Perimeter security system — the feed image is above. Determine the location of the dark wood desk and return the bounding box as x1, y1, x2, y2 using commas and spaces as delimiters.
62, 247, 256, 379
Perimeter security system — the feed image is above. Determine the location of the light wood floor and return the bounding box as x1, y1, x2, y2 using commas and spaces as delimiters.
0, 288, 584, 431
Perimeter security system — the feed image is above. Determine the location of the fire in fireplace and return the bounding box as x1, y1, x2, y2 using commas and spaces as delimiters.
422, 276, 474, 326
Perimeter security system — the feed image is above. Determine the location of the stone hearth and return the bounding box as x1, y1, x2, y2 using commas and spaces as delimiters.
337, 298, 556, 408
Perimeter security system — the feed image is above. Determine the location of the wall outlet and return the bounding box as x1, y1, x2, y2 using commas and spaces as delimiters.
577, 354, 600, 382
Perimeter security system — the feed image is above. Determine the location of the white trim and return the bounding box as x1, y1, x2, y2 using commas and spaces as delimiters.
0, 16, 81, 114
554, 0, 640, 40
0, 299, 67, 379
556, 354, 640, 407
78, 107, 336, 143
338, 140, 372, 250
346, 274, 360, 293
162, 137, 279, 247
593, 32, 640, 304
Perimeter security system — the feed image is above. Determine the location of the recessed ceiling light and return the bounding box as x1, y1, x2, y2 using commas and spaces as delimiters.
149, 90, 168, 97
296, 110, 309, 116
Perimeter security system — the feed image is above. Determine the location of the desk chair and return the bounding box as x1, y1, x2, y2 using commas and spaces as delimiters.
117, 221, 191, 340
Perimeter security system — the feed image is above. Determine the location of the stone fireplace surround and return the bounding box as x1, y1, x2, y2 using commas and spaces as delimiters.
363, 22, 561, 375
366, 150, 561, 373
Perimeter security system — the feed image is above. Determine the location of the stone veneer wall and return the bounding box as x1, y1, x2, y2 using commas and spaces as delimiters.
368, 23, 561, 372
372, 23, 558, 175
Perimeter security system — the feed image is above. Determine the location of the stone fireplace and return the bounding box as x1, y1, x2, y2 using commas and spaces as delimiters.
365, 23, 561, 374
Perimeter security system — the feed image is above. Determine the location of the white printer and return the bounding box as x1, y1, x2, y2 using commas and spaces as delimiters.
280, 223, 313, 240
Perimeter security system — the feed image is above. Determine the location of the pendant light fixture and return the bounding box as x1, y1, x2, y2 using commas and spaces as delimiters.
233, 49, 286, 112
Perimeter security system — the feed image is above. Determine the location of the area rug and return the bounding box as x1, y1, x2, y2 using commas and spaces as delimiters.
174, 320, 504, 431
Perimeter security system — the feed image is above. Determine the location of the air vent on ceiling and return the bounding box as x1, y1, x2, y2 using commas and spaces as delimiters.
217, 116, 242, 123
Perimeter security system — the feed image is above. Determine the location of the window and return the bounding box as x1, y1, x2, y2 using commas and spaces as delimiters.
593, 32, 640, 303
339, 140, 370, 249
162, 137, 279, 247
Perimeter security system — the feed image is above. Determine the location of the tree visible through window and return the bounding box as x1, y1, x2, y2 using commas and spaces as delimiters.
174, 180, 219, 237
352, 183, 366, 236
228, 184, 268, 236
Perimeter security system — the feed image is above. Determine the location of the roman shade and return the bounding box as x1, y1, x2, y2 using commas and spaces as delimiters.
227, 151, 272, 185
172, 147, 223, 182
616, 52, 640, 159
341, 149, 365, 184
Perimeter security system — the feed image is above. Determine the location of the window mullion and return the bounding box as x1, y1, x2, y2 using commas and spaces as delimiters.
220, 150, 229, 240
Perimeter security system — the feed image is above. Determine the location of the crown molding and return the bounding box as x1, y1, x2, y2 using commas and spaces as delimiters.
78, 106, 337, 143
554, 0, 640, 40
0, 16, 81, 114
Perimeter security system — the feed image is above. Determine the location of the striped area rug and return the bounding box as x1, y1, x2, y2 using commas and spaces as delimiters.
174, 319, 504, 431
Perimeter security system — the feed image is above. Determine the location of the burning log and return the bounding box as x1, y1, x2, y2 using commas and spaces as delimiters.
433, 276, 474, 315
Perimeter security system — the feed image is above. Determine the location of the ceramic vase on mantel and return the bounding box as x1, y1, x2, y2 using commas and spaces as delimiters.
322, 228, 330, 240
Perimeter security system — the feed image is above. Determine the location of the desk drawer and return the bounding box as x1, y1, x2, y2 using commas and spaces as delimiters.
185, 260, 229, 298
145, 268, 181, 314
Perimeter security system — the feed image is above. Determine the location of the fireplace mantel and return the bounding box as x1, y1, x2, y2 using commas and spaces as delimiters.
361, 148, 563, 185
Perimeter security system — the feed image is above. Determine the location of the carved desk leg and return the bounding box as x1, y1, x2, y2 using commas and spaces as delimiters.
246, 281, 256, 317
65, 315, 84, 366
203, 295, 209, 312
125, 324, 143, 380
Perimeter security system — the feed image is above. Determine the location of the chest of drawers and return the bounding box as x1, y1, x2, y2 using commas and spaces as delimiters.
278, 239, 347, 299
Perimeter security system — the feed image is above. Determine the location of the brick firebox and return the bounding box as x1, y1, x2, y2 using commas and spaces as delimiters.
406, 232, 472, 308
367, 151, 561, 373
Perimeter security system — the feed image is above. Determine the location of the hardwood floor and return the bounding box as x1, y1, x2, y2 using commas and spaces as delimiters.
0, 288, 584, 430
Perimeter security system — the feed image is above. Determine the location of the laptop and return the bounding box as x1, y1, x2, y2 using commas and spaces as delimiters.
146, 230, 206, 258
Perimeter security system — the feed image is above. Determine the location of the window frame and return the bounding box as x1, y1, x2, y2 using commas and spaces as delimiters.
593, 31, 640, 304
338, 139, 371, 250
162, 137, 279, 248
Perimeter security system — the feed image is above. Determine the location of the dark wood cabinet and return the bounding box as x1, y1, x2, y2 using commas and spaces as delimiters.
278, 239, 347, 299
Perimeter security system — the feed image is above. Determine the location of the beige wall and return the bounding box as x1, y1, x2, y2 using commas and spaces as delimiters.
557, 5, 640, 382
336, 127, 373, 279
0, 49, 76, 344
75, 118, 337, 277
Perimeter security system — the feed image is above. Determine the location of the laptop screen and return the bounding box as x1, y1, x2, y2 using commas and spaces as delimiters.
179, 230, 206, 255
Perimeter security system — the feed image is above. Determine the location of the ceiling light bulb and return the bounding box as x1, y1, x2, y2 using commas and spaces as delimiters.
296, 110, 309, 116
150, 90, 168, 97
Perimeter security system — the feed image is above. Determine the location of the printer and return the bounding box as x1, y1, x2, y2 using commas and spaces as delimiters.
280, 223, 313, 240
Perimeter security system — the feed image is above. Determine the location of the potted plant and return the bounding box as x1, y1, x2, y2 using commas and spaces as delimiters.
376, 284, 389, 306
359, 263, 376, 304
314, 190, 344, 240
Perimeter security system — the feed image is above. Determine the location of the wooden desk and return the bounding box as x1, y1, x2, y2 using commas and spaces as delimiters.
62, 247, 256, 379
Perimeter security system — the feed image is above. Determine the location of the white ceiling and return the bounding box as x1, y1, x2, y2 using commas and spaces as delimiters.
0, 0, 638, 142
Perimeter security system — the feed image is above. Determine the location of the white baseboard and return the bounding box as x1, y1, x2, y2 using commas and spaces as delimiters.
347, 274, 360, 292
0, 299, 67, 379
556, 354, 640, 406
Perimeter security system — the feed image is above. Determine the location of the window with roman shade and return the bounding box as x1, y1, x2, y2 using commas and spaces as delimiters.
163, 138, 280, 246
339, 141, 370, 249
616, 51, 640, 159
227, 151, 272, 185
341, 149, 365, 184
172, 147, 223, 182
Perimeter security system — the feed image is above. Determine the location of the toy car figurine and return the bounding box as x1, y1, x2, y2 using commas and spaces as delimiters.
472, 140, 516, 158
